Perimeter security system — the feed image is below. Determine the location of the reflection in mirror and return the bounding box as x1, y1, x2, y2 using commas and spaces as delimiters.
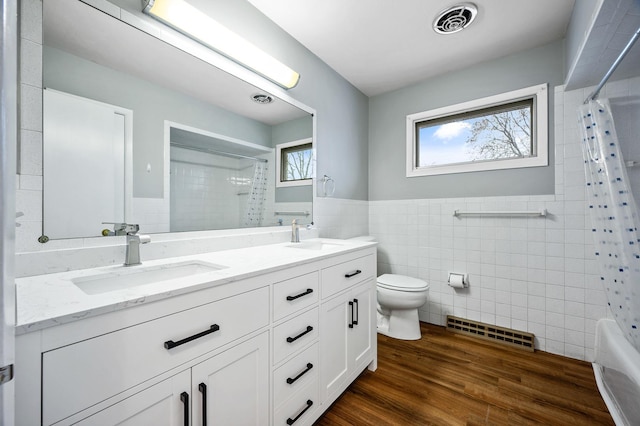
42, 0, 313, 240
168, 123, 274, 231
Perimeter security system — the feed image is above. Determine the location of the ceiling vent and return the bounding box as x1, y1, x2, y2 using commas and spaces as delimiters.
251, 93, 275, 104
433, 3, 477, 34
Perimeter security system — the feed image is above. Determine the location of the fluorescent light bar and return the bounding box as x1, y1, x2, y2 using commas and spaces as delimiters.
142, 0, 300, 89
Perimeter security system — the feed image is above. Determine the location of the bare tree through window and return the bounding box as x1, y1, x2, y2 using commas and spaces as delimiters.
466, 104, 531, 161
281, 142, 312, 182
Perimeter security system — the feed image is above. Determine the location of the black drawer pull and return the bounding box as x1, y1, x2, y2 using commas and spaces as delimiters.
286, 363, 314, 385
344, 269, 362, 278
198, 383, 207, 426
348, 301, 354, 328
353, 298, 359, 326
164, 324, 220, 350
180, 392, 189, 426
286, 288, 313, 301
287, 325, 313, 343
286, 400, 313, 425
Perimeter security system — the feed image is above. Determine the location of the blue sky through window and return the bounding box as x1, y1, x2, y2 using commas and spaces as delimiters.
419, 119, 478, 166
417, 105, 531, 167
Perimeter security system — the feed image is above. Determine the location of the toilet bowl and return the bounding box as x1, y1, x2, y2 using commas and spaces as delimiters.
376, 274, 429, 340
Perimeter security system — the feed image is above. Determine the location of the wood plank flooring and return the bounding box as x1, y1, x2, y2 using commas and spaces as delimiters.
314, 322, 614, 426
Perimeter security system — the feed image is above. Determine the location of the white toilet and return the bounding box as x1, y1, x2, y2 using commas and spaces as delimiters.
376, 274, 429, 340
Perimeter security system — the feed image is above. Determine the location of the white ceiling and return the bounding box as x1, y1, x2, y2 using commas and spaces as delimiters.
249, 0, 576, 96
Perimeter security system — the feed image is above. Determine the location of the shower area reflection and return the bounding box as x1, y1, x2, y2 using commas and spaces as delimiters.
169, 126, 274, 232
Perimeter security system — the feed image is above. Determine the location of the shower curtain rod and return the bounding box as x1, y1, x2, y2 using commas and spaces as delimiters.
170, 142, 268, 163
584, 26, 640, 104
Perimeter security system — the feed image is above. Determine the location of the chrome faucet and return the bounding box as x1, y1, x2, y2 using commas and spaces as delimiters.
291, 219, 300, 243
123, 224, 151, 266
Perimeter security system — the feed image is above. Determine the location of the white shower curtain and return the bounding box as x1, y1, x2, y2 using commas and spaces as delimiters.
243, 161, 268, 227
579, 98, 640, 352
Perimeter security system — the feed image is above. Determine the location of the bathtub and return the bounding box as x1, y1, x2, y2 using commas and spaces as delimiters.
593, 319, 640, 426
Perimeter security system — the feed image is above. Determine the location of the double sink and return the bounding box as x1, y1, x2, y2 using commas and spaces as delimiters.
72, 239, 344, 295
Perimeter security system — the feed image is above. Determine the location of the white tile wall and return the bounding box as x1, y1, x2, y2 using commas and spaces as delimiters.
368, 77, 640, 361
169, 148, 252, 231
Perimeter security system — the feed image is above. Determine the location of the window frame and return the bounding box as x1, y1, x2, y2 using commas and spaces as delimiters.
406, 83, 548, 177
275, 138, 313, 188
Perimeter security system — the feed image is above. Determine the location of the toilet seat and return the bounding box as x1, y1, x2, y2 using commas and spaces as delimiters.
377, 274, 429, 292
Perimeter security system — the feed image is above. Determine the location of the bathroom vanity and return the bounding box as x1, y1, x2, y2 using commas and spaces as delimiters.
14, 239, 376, 426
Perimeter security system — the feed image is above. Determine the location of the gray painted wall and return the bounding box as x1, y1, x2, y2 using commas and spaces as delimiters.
44, 47, 272, 198
368, 40, 564, 200
272, 116, 313, 203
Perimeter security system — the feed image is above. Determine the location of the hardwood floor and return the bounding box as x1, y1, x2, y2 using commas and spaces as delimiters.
315, 322, 614, 426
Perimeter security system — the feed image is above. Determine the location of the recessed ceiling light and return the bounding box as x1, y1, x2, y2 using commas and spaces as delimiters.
251, 93, 275, 104
433, 3, 478, 35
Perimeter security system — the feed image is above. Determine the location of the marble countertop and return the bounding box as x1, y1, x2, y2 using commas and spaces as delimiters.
16, 238, 376, 335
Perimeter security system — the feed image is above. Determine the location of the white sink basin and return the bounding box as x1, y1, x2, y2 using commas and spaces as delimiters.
286, 240, 344, 251
72, 261, 226, 295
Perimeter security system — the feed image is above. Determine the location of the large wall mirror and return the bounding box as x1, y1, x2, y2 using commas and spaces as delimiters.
41, 0, 313, 241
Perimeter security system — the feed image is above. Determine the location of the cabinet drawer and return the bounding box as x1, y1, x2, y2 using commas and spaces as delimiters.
273, 272, 319, 321
274, 380, 319, 426
42, 286, 269, 425
273, 307, 318, 365
273, 343, 318, 408
321, 254, 374, 299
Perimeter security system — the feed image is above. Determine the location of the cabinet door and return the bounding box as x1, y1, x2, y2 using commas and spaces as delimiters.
319, 293, 349, 402
348, 279, 374, 376
74, 370, 190, 426
191, 332, 269, 426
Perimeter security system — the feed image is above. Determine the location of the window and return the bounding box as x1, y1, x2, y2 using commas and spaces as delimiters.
276, 138, 313, 187
406, 84, 548, 177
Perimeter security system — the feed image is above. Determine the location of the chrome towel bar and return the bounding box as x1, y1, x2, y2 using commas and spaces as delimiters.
453, 209, 547, 217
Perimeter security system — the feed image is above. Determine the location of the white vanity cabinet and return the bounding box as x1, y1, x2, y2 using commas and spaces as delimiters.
73, 369, 191, 426
319, 254, 376, 405
191, 332, 269, 426
15, 242, 377, 426
70, 332, 269, 426
271, 271, 321, 426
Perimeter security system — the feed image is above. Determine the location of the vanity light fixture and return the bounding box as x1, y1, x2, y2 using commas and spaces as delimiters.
142, 0, 300, 89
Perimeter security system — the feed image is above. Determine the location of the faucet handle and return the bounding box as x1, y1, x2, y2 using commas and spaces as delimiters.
103, 222, 141, 235
124, 224, 141, 235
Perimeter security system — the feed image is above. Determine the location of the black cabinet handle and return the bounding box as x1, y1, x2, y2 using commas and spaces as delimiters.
199, 383, 207, 426
286, 400, 313, 425
286, 363, 313, 385
180, 392, 189, 426
286, 325, 313, 343
286, 288, 313, 301
344, 269, 362, 278
164, 324, 220, 350
353, 298, 359, 326
348, 301, 354, 328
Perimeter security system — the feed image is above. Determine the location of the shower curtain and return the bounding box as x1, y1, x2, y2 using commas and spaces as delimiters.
243, 161, 268, 227
579, 98, 640, 352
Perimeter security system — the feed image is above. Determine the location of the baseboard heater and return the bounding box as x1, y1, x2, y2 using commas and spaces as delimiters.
446, 315, 535, 352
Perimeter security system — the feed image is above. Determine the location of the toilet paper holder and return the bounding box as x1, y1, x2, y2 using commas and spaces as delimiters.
448, 272, 468, 288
